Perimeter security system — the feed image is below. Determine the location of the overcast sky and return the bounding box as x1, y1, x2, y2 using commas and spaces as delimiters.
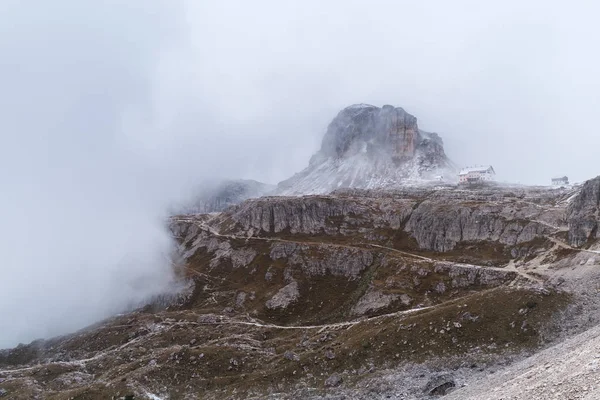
181, 0, 600, 185
0, 0, 599, 347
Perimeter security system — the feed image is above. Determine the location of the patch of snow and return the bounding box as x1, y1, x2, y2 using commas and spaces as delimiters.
566, 193, 579, 204
144, 393, 165, 400
346, 103, 376, 109
275, 150, 451, 196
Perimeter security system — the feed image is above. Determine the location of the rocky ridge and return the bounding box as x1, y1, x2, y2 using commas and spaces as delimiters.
210, 185, 568, 259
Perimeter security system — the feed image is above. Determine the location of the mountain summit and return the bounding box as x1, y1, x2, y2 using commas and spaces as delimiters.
277, 104, 455, 195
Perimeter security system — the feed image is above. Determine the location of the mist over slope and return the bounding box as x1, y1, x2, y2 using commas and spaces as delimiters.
0, 1, 186, 349
176, 180, 275, 214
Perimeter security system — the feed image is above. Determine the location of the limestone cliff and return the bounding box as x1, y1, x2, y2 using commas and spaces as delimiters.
212, 186, 563, 259
319, 104, 420, 160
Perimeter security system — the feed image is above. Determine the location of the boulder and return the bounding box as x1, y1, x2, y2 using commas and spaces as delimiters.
424, 374, 456, 396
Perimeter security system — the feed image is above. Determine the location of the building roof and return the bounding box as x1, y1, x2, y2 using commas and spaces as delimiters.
552, 176, 568, 181
458, 165, 495, 176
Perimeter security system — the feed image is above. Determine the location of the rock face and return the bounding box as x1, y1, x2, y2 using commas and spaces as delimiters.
404, 200, 547, 252
178, 179, 274, 213
320, 104, 420, 160
276, 104, 455, 195
269, 242, 373, 279
213, 187, 561, 257
568, 176, 600, 247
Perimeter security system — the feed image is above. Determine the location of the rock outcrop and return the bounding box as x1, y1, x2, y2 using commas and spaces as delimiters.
404, 199, 547, 252
276, 104, 455, 195
351, 290, 400, 316
265, 281, 300, 310
424, 374, 456, 396
568, 176, 600, 247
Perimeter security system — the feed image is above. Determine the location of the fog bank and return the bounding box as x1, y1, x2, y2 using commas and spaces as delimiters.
2, 0, 600, 347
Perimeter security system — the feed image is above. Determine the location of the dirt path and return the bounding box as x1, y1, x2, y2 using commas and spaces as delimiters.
367, 243, 433, 261
173, 217, 540, 284
0, 333, 154, 375
548, 236, 600, 255
505, 259, 545, 286
197, 305, 434, 331
529, 219, 568, 233
0, 306, 434, 376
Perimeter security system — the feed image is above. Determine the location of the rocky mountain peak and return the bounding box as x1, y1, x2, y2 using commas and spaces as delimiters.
277, 104, 455, 195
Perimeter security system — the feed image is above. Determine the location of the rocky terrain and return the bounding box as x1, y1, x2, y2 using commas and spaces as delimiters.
2, 177, 600, 399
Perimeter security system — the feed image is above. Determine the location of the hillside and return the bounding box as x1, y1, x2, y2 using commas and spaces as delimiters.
2, 179, 599, 399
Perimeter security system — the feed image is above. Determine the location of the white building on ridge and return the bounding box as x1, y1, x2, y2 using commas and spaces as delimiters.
458, 165, 496, 184
551, 176, 569, 186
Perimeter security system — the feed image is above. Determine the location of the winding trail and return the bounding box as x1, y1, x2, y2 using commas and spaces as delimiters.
0, 305, 435, 376
172, 216, 539, 284
0, 334, 153, 375
505, 260, 544, 285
